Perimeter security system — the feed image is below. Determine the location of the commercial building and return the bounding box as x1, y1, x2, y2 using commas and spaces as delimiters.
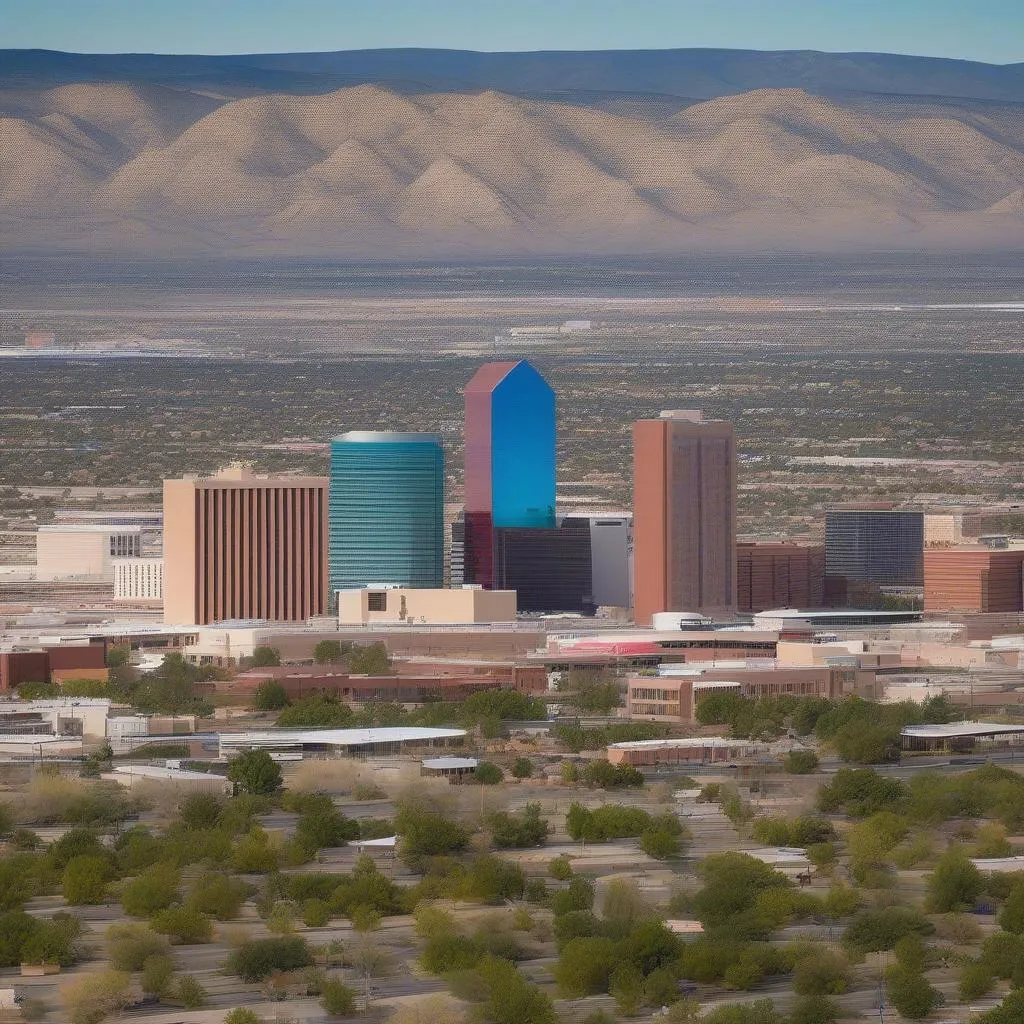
337, 586, 516, 626
463, 361, 556, 589
824, 506, 924, 586
233, 666, 542, 702
924, 547, 1024, 613
329, 432, 444, 592
626, 664, 863, 723
737, 543, 825, 613
163, 464, 328, 626
633, 410, 737, 625
105, 765, 232, 794
576, 512, 633, 609
900, 721, 1024, 753
492, 517, 594, 613
607, 736, 766, 766
36, 525, 142, 581
112, 557, 164, 602
0, 643, 107, 691
217, 726, 466, 759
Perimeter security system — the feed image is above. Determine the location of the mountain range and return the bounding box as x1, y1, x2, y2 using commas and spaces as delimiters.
1, 48, 1022, 255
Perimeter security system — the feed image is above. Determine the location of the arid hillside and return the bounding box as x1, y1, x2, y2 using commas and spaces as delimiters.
1, 82, 1022, 254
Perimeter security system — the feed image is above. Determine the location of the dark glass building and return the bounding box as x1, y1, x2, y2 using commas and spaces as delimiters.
825, 508, 924, 586
463, 360, 556, 588
493, 517, 594, 614
329, 432, 444, 592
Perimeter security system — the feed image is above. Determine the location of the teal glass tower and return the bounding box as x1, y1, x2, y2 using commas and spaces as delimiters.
329, 431, 444, 592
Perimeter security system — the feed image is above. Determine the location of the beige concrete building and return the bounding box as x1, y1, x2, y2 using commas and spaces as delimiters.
36, 525, 142, 580
163, 465, 328, 625
337, 586, 517, 626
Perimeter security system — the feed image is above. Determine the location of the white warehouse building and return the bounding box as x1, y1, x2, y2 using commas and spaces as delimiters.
36, 525, 142, 581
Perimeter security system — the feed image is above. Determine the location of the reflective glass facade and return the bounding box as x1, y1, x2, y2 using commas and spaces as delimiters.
329, 432, 444, 592
825, 509, 924, 585
464, 360, 556, 587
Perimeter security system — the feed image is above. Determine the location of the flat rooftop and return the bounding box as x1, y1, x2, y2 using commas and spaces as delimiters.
901, 721, 1024, 739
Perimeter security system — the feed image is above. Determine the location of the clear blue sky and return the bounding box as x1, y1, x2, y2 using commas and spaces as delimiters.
1, 0, 1021, 64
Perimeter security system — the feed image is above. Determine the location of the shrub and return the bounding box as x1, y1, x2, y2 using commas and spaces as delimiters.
785, 750, 819, 774
60, 969, 133, 1024
512, 758, 534, 778
842, 907, 934, 956
227, 749, 282, 795
175, 975, 207, 1008
224, 1010, 261, 1024
926, 847, 983, 912
140, 952, 175, 997
474, 761, 504, 785
121, 864, 180, 917
62, 855, 112, 905
150, 905, 213, 944
253, 680, 289, 710
488, 804, 548, 848
226, 936, 312, 982
188, 872, 251, 920
959, 958, 995, 1001
885, 965, 942, 1020
582, 760, 644, 789
106, 923, 169, 972
548, 854, 573, 880
551, 876, 595, 916
321, 979, 358, 1016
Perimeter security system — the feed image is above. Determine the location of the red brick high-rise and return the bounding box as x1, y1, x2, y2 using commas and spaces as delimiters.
632, 410, 737, 626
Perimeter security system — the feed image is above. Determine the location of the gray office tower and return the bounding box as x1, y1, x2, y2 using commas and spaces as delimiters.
825, 507, 924, 586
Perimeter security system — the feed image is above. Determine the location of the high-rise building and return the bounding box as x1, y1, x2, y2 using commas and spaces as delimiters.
569, 512, 633, 609
163, 464, 328, 625
492, 517, 594, 614
632, 410, 737, 625
737, 542, 825, 613
464, 361, 556, 588
329, 432, 444, 593
825, 506, 924, 586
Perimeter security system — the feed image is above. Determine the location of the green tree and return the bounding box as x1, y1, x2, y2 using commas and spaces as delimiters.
276, 694, 353, 728
548, 854, 573, 880
641, 827, 684, 859
314, 640, 346, 665
512, 757, 534, 778
474, 761, 504, 785
488, 804, 548, 848
395, 804, 471, 865
62, 855, 111, 905
692, 852, 791, 939
121, 864, 180, 918
250, 646, 281, 667
178, 792, 225, 830
253, 680, 289, 710
227, 749, 282, 795
188, 872, 251, 920
885, 965, 942, 1020
926, 847, 983, 912
842, 907, 934, 956
959, 958, 995, 1001
784, 750, 820, 774
225, 936, 311, 982
321, 978, 358, 1016
348, 642, 390, 675
999, 880, 1024, 933
790, 995, 841, 1024
792, 949, 850, 996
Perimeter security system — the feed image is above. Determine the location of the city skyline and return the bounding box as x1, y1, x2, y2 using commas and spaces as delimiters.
2, 0, 1021, 63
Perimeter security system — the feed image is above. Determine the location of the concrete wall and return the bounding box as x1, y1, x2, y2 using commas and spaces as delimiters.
338, 587, 517, 625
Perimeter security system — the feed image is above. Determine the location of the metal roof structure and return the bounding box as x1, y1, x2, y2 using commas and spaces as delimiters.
111, 765, 224, 783
900, 722, 1024, 740
607, 736, 759, 751
218, 726, 466, 751
422, 757, 479, 770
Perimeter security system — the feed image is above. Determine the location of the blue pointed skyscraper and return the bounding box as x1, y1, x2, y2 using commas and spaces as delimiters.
463, 360, 556, 588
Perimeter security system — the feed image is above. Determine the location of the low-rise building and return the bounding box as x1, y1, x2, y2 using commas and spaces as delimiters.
737, 542, 825, 613
36, 524, 142, 581
626, 662, 870, 723
337, 586, 516, 626
924, 547, 1024, 613
607, 736, 766, 766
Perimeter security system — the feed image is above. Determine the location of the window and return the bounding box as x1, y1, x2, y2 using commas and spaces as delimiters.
367, 591, 387, 611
